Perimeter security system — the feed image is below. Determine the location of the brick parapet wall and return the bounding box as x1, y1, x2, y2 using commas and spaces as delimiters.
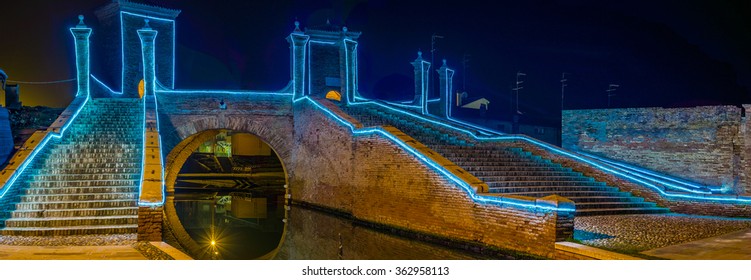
562, 106, 748, 194
508, 140, 751, 217
291, 99, 572, 258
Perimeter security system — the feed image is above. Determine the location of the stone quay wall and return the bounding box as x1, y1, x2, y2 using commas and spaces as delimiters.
562, 105, 751, 195
289, 98, 572, 258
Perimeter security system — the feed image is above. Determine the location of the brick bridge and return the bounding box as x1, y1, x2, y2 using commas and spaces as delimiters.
1, 1, 750, 260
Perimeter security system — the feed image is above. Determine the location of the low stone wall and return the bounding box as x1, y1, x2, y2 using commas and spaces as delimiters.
290, 98, 573, 258
562, 106, 750, 195
512, 140, 751, 218
554, 242, 641, 260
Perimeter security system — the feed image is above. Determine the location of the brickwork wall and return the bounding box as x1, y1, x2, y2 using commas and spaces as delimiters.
0, 108, 12, 165
290, 99, 570, 258
562, 106, 749, 194
137, 206, 163, 241
309, 43, 341, 99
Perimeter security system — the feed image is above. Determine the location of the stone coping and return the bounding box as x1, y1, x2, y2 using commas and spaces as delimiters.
555, 242, 642, 260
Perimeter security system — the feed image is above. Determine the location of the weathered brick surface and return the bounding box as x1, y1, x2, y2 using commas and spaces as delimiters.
138, 206, 163, 241
290, 100, 569, 258
563, 106, 750, 195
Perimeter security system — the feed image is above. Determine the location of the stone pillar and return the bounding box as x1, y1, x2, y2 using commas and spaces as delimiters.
411, 51, 430, 114
137, 19, 158, 97
70, 15, 92, 97
341, 28, 358, 104
286, 21, 309, 100
436, 59, 455, 118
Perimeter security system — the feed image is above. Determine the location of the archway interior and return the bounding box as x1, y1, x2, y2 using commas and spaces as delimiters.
173, 130, 286, 259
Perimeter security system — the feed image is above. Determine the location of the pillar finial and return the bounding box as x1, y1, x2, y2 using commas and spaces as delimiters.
294, 20, 301, 32
76, 15, 86, 27
343, 26, 348, 33
417, 51, 423, 59
143, 18, 151, 29
442, 59, 447, 66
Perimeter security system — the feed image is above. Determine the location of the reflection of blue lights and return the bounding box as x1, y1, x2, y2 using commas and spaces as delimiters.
296, 96, 575, 212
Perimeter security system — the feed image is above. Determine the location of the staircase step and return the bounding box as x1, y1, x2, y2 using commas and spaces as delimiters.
575, 207, 671, 216
4, 215, 138, 227
24, 186, 138, 195
10, 207, 139, 218
15, 199, 137, 210
28, 180, 138, 188
0, 224, 138, 236
487, 181, 606, 187
30, 173, 139, 181
19, 193, 138, 203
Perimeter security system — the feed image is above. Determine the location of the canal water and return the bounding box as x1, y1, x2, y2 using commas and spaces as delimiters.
170, 191, 512, 260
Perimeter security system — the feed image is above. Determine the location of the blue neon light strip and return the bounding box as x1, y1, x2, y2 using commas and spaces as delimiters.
382, 100, 421, 109
0, 95, 90, 199
296, 96, 574, 212
156, 89, 292, 96
120, 11, 176, 93
578, 151, 723, 193
421, 61, 430, 115
91, 74, 122, 95
3, 25, 94, 198
349, 99, 751, 204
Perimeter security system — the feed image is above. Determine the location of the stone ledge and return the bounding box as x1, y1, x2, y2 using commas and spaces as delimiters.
555, 242, 641, 260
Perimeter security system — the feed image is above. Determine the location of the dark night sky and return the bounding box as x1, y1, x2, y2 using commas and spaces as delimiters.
1, 0, 750, 126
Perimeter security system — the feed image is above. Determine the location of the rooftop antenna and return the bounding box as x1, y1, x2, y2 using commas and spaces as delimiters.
513, 71, 526, 114
431, 33, 444, 98
606, 84, 619, 108
462, 53, 471, 92
560, 72, 568, 110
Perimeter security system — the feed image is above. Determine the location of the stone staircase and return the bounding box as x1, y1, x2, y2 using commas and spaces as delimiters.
0, 98, 143, 235
340, 103, 669, 216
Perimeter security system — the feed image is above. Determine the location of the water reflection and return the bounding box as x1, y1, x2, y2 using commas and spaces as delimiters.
173, 191, 285, 259
169, 130, 507, 260
171, 191, 505, 260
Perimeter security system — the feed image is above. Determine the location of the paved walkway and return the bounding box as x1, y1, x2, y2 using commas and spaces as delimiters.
642, 228, 751, 260
0, 242, 192, 260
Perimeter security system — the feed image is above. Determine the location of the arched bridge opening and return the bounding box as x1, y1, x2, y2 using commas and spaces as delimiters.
162, 129, 290, 260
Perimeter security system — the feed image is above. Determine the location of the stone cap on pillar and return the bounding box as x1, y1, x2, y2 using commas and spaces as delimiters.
411, 51, 429, 67
76, 15, 87, 28
437, 59, 450, 71
141, 19, 152, 30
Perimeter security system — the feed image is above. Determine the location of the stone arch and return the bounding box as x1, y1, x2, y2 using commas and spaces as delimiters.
162, 120, 293, 259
